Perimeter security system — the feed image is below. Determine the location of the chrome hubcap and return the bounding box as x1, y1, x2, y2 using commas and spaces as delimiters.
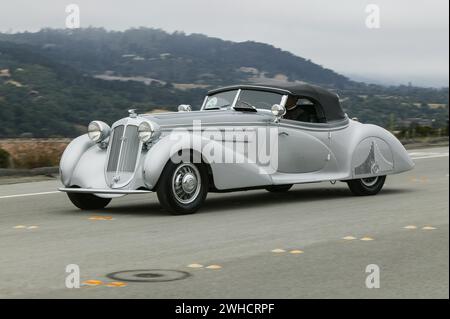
172, 163, 201, 204
361, 176, 379, 187
181, 173, 197, 194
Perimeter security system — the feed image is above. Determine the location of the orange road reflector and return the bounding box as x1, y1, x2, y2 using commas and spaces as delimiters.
289, 250, 304, 254
403, 225, 417, 229
88, 216, 113, 221
205, 265, 222, 270
187, 263, 204, 268
422, 226, 436, 230
342, 236, 357, 240
82, 279, 103, 286
105, 281, 127, 287
360, 237, 374, 241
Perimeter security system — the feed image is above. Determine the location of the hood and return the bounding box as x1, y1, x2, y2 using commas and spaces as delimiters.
141, 109, 273, 128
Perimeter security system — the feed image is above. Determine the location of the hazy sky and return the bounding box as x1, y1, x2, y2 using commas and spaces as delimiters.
1, 0, 448, 87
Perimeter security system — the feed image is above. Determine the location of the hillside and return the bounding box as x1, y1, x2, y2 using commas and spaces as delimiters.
0, 40, 205, 137
0, 28, 351, 88
0, 28, 448, 137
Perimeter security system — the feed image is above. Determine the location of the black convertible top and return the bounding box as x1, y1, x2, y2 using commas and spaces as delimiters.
208, 83, 346, 122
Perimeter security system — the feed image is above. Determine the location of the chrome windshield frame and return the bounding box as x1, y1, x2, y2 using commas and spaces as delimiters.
201, 89, 287, 113
201, 89, 240, 111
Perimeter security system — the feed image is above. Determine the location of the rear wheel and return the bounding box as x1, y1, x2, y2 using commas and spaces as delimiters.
156, 161, 209, 215
265, 184, 293, 193
346, 176, 386, 196
67, 193, 111, 210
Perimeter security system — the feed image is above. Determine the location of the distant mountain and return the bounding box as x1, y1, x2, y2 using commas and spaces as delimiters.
0, 28, 448, 137
0, 28, 352, 89
0, 40, 205, 137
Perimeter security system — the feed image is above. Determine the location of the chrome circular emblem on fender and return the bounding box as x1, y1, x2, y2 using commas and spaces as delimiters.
371, 163, 380, 174
361, 176, 379, 187
172, 163, 201, 204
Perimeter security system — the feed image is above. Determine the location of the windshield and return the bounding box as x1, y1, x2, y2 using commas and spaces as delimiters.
235, 90, 283, 110
203, 90, 238, 110
203, 89, 284, 111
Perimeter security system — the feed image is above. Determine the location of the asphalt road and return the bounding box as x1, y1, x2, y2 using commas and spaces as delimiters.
0, 147, 448, 299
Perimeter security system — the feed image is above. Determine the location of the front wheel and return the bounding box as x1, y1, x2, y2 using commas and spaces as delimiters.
346, 175, 386, 196
156, 161, 209, 215
67, 193, 111, 210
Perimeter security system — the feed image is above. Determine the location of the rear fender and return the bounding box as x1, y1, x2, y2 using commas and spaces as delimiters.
349, 123, 414, 178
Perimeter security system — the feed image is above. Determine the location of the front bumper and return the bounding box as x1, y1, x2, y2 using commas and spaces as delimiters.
59, 187, 151, 195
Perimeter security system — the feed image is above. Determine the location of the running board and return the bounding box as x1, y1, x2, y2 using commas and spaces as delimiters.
59, 188, 152, 194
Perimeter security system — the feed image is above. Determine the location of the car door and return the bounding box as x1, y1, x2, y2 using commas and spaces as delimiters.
276, 120, 331, 173
275, 98, 332, 174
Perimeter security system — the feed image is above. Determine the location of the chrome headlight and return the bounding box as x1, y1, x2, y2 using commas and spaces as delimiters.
87, 121, 110, 143
138, 121, 157, 143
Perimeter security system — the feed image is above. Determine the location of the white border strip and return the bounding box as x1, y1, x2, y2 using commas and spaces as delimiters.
411, 154, 449, 160
0, 191, 60, 200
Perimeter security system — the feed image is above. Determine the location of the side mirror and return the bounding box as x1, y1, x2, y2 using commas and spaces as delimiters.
271, 104, 286, 122
178, 104, 192, 112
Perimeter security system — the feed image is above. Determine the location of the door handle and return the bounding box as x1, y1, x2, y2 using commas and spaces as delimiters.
279, 131, 289, 136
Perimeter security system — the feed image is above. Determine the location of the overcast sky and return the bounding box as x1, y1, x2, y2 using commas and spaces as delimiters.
1, 0, 448, 87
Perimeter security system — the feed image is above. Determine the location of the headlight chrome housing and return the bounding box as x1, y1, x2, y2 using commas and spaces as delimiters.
138, 121, 160, 143
88, 121, 111, 143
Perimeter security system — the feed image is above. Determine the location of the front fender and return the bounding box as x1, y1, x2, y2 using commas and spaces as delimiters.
60, 134, 95, 186
142, 132, 273, 190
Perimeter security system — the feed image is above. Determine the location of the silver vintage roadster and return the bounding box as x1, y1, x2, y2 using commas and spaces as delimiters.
59, 83, 414, 214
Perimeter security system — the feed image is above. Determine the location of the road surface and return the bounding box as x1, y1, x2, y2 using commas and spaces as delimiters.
0, 147, 448, 298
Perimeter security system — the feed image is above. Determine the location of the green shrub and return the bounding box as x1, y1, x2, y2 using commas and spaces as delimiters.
0, 148, 10, 168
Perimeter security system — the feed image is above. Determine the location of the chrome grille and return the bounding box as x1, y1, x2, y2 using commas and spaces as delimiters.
107, 125, 124, 173
120, 126, 140, 172
106, 124, 140, 186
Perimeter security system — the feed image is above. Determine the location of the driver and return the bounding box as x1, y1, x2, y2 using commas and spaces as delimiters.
284, 96, 305, 121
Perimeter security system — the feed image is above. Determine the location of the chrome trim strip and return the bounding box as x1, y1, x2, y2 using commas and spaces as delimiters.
159, 121, 269, 129
158, 118, 349, 132
59, 188, 151, 194
277, 118, 350, 132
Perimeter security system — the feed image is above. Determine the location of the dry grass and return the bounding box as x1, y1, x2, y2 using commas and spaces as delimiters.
0, 139, 70, 169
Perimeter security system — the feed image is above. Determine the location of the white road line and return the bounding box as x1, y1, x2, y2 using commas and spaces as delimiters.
0, 191, 60, 199
411, 154, 449, 160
